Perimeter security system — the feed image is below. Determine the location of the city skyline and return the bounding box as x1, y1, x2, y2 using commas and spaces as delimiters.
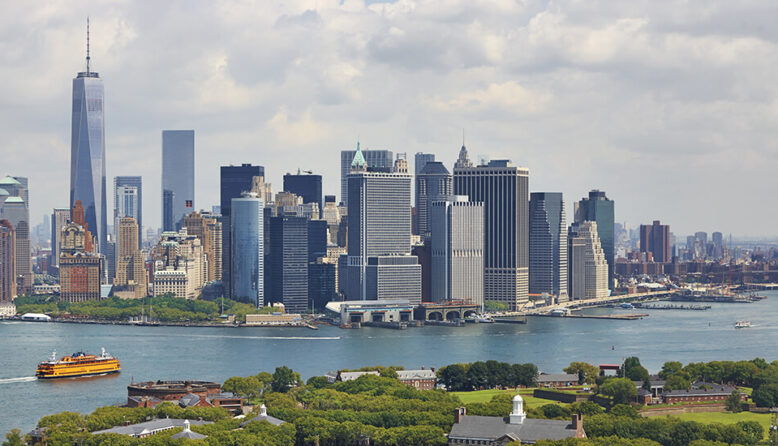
2, 3, 778, 237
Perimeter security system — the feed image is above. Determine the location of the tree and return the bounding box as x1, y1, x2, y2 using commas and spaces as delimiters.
663, 373, 691, 391
466, 362, 489, 390
438, 364, 468, 391
271, 366, 301, 393
564, 362, 600, 385
725, 390, 743, 413
307, 376, 332, 389
753, 383, 778, 408
600, 378, 637, 405
609, 404, 639, 418
659, 361, 683, 379
622, 357, 650, 383
2, 430, 23, 446
570, 401, 605, 416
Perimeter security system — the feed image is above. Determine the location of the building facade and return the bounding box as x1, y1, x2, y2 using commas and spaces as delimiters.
59, 221, 102, 303
114, 176, 142, 249
430, 197, 484, 307
0, 220, 15, 302
152, 229, 205, 300
70, 45, 107, 254
183, 211, 222, 283
568, 221, 608, 300
415, 161, 452, 240
161, 130, 195, 231
414, 152, 435, 176
529, 192, 568, 301
340, 145, 393, 206
454, 158, 530, 310
230, 193, 264, 306
639, 220, 671, 263
575, 190, 614, 289
114, 217, 147, 298
0, 178, 32, 293
346, 148, 420, 304
283, 172, 322, 217
220, 164, 264, 299
50, 208, 71, 270
266, 215, 308, 312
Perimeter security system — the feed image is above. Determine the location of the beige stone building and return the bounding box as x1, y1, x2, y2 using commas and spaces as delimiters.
152, 229, 205, 299
114, 217, 148, 298
59, 222, 102, 303
182, 211, 222, 282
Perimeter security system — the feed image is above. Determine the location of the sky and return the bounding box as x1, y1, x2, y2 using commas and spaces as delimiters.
1, 0, 777, 237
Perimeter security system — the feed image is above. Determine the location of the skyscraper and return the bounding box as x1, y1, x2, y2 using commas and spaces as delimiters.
266, 215, 308, 312
230, 192, 264, 306
414, 152, 435, 176
575, 190, 614, 289
430, 196, 484, 307
220, 164, 264, 298
114, 176, 142, 248
70, 21, 107, 253
0, 220, 15, 302
0, 176, 31, 293
50, 208, 71, 271
114, 217, 147, 298
639, 220, 671, 263
183, 211, 222, 283
415, 161, 452, 240
283, 172, 323, 217
568, 221, 608, 300
340, 144, 393, 206
347, 148, 420, 303
161, 130, 195, 231
454, 157, 530, 310
529, 192, 568, 301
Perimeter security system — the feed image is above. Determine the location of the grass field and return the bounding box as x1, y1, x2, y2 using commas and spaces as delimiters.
670, 411, 773, 436
450, 388, 570, 407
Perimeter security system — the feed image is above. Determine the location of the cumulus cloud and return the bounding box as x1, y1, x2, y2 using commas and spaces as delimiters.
1, 0, 777, 236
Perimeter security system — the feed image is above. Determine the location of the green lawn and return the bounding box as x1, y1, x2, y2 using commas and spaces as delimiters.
671, 411, 772, 436
450, 388, 570, 407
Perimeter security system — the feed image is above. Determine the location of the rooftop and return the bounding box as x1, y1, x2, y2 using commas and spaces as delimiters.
93, 418, 211, 438
449, 415, 579, 443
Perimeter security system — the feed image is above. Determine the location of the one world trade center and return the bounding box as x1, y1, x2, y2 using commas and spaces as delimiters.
70, 19, 107, 253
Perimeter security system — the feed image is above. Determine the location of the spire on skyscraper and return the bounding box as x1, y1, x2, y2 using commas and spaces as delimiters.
86, 17, 91, 74
351, 139, 366, 171
455, 131, 473, 168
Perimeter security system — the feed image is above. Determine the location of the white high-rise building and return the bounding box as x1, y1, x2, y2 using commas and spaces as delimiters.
430, 196, 484, 308
568, 221, 608, 300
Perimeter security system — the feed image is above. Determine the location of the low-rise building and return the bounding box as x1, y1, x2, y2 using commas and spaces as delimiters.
245, 313, 303, 326
324, 370, 380, 384
93, 419, 211, 438
537, 373, 579, 388
448, 395, 586, 445
325, 299, 414, 325
661, 384, 744, 404
397, 369, 437, 390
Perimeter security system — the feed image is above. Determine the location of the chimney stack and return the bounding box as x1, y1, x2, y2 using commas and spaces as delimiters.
572, 414, 585, 438
453, 407, 466, 424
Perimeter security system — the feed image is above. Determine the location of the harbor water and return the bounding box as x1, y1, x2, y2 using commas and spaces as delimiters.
2, 290, 778, 435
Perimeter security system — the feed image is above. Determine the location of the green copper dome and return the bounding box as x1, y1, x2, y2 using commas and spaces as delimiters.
0, 176, 21, 186
351, 141, 366, 168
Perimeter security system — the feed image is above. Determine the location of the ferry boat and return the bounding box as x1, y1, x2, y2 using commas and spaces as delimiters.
734, 321, 752, 329
35, 348, 121, 379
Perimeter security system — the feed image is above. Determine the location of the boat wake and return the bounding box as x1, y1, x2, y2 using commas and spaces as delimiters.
0, 376, 36, 384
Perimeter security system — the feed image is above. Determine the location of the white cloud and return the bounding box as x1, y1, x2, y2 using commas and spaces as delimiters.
1, 0, 778, 235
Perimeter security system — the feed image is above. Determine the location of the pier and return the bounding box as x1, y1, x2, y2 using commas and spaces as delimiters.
529, 313, 649, 320
636, 303, 711, 311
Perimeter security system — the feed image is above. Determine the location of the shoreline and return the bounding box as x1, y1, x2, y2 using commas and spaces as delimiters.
0, 318, 319, 329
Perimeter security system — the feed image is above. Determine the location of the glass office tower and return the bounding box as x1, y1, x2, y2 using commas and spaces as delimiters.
161, 130, 195, 231
231, 192, 264, 307
70, 55, 107, 253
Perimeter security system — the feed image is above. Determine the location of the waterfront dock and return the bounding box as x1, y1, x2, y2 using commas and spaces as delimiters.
529, 313, 649, 320
636, 303, 711, 311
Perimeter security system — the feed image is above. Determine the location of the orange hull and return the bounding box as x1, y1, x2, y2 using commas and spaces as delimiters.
36, 352, 121, 379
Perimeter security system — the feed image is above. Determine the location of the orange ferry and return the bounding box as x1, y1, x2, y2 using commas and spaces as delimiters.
35, 348, 121, 379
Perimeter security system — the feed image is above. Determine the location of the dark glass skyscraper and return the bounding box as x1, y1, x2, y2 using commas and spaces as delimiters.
70, 23, 107, 253
575, 190, 614, 289
283, 172, 322, 216
529, 192, 568, 300
266, 215, 309, 313
415, 161, 452, 240
220, 164, 264, 298
454, 158, 529, 310
161, 130, 195, 231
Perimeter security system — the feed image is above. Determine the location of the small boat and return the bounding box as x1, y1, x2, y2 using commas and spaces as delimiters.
36, 348, 121, 379
619, 303, 634, 309
549, 308, 568, 317
734, 321, 752, 329
474, 315, 494, 323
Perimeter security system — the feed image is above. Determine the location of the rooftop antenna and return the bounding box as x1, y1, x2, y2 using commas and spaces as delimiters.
462, 128, 465, 147
86, 17, 91, 74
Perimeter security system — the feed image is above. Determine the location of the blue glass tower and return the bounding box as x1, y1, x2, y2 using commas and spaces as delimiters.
70, 20, 107, 253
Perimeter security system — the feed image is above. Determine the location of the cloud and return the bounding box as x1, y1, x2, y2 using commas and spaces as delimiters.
1, 0, 778, 236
